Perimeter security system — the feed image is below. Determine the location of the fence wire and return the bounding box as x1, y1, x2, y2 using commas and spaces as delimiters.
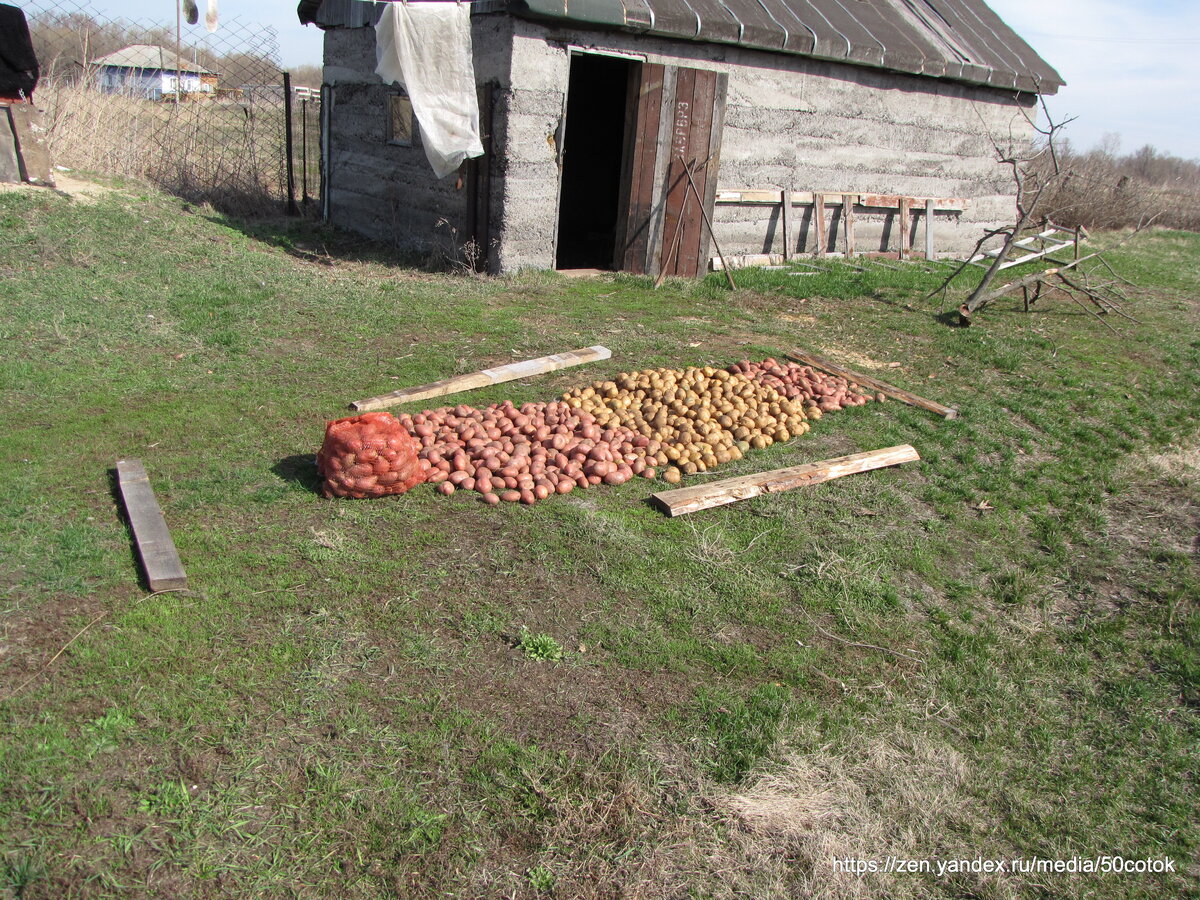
23, 0, 319, 215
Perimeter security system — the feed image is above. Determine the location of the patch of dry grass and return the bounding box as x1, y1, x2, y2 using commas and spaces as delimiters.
1134, 441, 1200, 487
711, 727, 1012, 899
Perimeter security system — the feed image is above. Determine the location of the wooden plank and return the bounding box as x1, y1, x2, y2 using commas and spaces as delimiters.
814, 193, 827, 257
651, 445, 920, 516
0, 108, 20, 183
677, 68, 715, 278
658, 67, 694, 278
714, 192, 966, 212
352, 346, 612, 411
780, 188, 790, 261
697, 72, 728, 273
898, 197, 910, 260
611, 64, 642, 271
716, 189, 803, 205
787, 349, 959, 419
116, 459, 188, 591
968, 227, 1064, 262
644, 66, 677, 279
621, 63, 665, 274
859, 194, 967, 212
6, 104, 53, 187
925, 198, 934, 261
711, 253, 785, 270
843, 193, 856, 258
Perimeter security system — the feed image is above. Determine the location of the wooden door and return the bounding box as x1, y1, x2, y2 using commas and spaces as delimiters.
615, 64, 727, 277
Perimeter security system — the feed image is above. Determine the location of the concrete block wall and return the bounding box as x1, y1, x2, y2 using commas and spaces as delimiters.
320, 16, 513, 265
319, 15, 1039, 271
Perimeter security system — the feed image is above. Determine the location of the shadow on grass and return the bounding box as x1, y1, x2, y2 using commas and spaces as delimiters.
206, 212, 439, 272
272, 454, 322, 495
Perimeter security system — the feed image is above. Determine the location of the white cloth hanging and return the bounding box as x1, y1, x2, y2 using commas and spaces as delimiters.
374, 1, 484, 179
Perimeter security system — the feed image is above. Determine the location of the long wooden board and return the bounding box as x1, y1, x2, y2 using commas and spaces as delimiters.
5, 104, 53, 187
651, 445, 920, 516
116, 459, 188, 591
787, 349, 959, 420
714, 190, 967, 212
352, 345, 612, 411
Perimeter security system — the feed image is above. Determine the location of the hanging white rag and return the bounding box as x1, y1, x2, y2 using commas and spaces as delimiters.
374, 0, 484, 179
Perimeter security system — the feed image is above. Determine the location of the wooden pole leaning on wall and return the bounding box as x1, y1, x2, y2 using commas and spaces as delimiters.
814, 194, 827, 257
898, 197, 910, 260
679, 155, 736, 289
651, 445, 921, 516
780, 188, 791, 262
351, 346, 612, 412
655, 158, 702, 289
787, 349, 959, 420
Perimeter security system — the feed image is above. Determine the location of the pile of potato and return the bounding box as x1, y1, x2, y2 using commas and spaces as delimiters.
396, 401, 650, 505
561, 366, 808, 476
729, 358, 872, 412
395, 358, 871, 506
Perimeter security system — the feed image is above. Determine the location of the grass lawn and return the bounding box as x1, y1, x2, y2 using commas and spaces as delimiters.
1, 180, 1197, 899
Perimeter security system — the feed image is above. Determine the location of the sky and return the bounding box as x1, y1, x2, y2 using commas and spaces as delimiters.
986, 0, 1200, 160
46, 0, 1200, 160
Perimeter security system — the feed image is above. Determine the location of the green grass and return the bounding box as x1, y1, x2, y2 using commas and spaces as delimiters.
0, 182, 1197, 898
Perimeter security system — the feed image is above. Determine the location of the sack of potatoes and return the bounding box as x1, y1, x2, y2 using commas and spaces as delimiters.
316, 412, 431, 499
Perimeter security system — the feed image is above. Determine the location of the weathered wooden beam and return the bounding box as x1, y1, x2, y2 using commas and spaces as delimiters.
713, 191, 967, 212
814, 193, 827, 258
898, 197, 910, 260
116, 459, 187, 591
859, 194, 967, 212
925, 199, 935, 260
351, 346, 612, 411
780, 187, 790, 262
4, 104, 53, 186
844, 193, 856, 258
787, 349, 959, 420
651, 445, 920, 516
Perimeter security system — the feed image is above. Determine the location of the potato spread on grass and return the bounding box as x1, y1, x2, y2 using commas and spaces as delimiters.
392, 357, 871, 506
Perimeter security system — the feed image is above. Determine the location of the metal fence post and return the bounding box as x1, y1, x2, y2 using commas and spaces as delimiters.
283, 69, 297, 215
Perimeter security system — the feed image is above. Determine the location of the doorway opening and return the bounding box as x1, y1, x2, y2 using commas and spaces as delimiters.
555, 53, 636, 271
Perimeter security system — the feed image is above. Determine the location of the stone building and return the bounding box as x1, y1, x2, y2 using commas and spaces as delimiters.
298, 0, 1061, 274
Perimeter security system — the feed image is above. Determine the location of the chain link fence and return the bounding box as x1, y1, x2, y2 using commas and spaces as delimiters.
23, 0, 320, 215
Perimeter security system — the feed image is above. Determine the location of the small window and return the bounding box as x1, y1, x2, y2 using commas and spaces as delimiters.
387, 94, 415, 146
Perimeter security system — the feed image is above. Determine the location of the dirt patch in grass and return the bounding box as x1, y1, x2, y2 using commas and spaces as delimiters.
0, 593, 113, 700
709, 727, 1017, 899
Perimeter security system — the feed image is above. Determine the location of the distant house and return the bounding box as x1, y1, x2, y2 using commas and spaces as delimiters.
92, 45, 217, 100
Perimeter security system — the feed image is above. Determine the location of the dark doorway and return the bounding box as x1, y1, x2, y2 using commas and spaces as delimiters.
555, 53, 635, 270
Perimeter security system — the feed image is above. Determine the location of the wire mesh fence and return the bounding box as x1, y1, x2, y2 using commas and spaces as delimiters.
23, 0, 320, 215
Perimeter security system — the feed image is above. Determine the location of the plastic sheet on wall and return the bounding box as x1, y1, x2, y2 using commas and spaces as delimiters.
374, 0, 484, 179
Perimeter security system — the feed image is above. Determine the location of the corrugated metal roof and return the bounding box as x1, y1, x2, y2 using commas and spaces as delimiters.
90, 44, 213, 74
297, 0, 1062, 93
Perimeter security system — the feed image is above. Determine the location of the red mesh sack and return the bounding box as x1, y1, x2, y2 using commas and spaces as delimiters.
317, 412, 431, 498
